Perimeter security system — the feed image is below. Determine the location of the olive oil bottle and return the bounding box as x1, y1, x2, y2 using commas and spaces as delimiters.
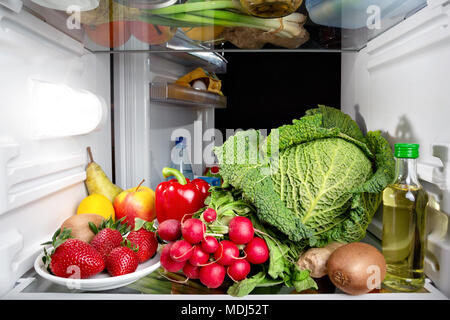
382, 144, 429, 292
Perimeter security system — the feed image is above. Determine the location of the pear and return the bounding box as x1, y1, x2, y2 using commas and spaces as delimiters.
85, 147, 123, 203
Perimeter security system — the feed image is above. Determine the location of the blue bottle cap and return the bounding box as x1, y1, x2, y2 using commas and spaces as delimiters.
175, 137, 184, 145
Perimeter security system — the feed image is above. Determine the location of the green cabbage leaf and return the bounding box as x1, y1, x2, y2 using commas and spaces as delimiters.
214, 106, 395, 246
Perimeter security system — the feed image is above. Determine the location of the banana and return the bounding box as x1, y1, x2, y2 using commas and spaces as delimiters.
85, 147, 123, 203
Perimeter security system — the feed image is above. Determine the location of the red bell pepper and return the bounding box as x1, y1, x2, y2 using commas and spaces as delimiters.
155, 167, 210, 223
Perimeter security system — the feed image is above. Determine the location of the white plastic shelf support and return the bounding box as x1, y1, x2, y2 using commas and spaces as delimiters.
418, 142, 450, 299
0, 0, 22, 13
0, 6, 84, 57
0, 138, 20, 215
419, 142, 450, 215
0, 137, 87, 216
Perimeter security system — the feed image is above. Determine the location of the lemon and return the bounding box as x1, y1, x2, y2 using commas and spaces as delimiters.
76, 194, 115, 220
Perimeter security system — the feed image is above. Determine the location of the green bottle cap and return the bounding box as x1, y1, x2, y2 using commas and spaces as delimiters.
395, 143, 419, 159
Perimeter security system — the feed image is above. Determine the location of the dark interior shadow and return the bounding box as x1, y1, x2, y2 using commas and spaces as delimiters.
393, 115, 419, 144
382, 114, 420, 151
149, 151, 164, 189
354, 104, 368, 136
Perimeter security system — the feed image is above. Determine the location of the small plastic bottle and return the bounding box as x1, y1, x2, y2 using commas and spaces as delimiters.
382, 143, 429, 292
169, 137, 194, 181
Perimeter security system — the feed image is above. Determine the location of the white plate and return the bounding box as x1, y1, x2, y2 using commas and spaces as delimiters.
34, 250, 161, 291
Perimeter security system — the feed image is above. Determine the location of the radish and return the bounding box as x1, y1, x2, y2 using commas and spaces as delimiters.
160, 243, 186, 272
182, 218, 206, 244
183, 262, 200, 280
199, 263, 226, 289
201, 236, 219, 254
227, 259, 251, 281
202, 208, 217, 223
244, 237, 269, 264
228, 216, 254, 244
169, 240, 194, 262
157, 219, 181, 241
189, 245, 210, 267
214, 240, 240, 266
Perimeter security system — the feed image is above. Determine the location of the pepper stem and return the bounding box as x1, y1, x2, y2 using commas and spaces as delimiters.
162, 167, 187, 185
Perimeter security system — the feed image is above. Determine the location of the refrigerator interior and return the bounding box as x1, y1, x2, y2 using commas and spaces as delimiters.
341, 5, 450, 294
1, 0, 450, 299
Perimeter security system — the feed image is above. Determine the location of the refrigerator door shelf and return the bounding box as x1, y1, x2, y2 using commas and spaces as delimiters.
150, 82, 227, 109
0, 139, 20, 215
417, 142, 450, 300
419, 142, 450, 215
0, 5, 85, 56
0, 151, 87, 216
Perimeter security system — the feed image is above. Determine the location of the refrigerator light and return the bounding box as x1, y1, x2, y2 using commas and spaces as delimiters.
31, 80, 107, 139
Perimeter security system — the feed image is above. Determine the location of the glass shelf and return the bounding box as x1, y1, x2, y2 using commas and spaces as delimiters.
4, 232, 448, 299
18, 0, 427, 53
6, 231, 448, 300
150, 82, 227, 109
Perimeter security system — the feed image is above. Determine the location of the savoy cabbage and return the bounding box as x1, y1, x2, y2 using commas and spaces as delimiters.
214, 105, 395, 247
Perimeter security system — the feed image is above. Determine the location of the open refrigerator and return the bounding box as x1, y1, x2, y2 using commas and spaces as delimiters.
0, 0, 449, 300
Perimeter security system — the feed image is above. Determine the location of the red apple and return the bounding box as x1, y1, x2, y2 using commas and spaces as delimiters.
84, 21, 131, 48
113, 180, 156, 229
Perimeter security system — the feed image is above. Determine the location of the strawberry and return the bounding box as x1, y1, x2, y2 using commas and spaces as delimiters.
89, 217, 130, 262
126, 228, 158, 263
42, 228, 105, 279
106, 241, 139, 276
90, 229, 123, 262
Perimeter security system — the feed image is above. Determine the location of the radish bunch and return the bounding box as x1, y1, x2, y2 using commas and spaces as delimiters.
157, 212, 269, 289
